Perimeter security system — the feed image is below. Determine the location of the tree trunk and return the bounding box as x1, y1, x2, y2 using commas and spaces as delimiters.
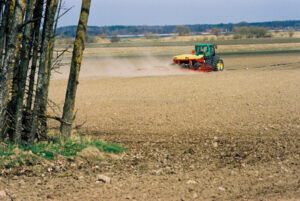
5, 0, 17, 54
0, 1, 4, 19
29, 0, 58, 144
0, 1, 11, 71
12, 0, 35, 143
60, 0, 91, 139
38, 0, 62, 137
0, 0, 24, 141
26, 0, 44, 111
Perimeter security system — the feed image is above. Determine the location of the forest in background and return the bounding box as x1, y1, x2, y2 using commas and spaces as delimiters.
57, 20, 300, 37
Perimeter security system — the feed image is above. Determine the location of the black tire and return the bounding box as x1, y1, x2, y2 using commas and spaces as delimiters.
193, 62, 201, 70
213, 58, 224, 71
218, 59, 224, 71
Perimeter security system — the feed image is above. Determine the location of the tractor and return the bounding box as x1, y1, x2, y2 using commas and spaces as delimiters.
173, 44, 224, 72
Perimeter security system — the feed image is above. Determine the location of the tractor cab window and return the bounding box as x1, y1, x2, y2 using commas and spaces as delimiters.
196, 46, 208, 55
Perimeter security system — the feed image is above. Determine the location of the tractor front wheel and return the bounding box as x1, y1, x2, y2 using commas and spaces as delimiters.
216, 59, 224, 71
212, 57, 224, 71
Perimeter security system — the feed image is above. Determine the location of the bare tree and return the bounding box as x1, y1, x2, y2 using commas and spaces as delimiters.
60, 0, 91, 139
175, 25, 190, 36
0, 0, 25, 141
12, 0, 36, 143
210, 27, 221, 36
26, 0, 45, 111
0, 0, 91, 144
29, 0, 59, 144
0, 1, 11, 69
288, 29, 294, 38
39, 0, 63, 137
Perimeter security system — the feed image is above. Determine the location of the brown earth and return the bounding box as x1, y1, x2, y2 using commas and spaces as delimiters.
1, 53, 300, 201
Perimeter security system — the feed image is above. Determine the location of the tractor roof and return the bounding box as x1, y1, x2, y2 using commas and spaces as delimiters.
195, 44, 217, 49
195, 44, 213, 46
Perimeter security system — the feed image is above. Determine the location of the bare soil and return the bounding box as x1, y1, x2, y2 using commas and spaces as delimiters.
1, 53, 300, 201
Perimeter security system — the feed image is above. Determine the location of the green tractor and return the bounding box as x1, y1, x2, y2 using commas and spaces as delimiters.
173, 44, 224, 72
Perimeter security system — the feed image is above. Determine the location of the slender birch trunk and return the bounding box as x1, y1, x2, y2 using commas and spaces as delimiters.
60, 0, 91, 139
39, 0, 62, 137
26, 0, 44, 111
29, 0, 58, 144
0, 1, 11, 71
0, 1, 4, 19
5, 0, 17, 54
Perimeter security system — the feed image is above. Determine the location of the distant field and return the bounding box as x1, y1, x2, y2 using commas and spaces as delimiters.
56, 34, 300, 60
58, 42, 300, 58
56, 37, 300, 48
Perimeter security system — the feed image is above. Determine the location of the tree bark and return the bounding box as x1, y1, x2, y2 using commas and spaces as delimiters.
26, 0, 44, 111
0, 1, 11, 71
0, 0, 24, 141
38, 0, 62, 137
12, 0, 35, 143
0, 1, 5, 31
0, 1, 4, 19
5, 0, 17, 54
29, 0, 58, 144
60, 0, 91, 139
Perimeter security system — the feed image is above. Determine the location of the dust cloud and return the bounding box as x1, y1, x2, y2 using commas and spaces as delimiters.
53, 57, 198, 79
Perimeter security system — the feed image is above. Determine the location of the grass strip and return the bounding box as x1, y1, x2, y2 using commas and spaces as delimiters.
0, 136, 126, 168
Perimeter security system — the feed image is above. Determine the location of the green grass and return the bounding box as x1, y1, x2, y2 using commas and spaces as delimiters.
0, 136, 126, 168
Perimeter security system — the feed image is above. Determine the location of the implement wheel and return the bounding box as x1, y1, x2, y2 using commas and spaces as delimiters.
193, 62, 201, 70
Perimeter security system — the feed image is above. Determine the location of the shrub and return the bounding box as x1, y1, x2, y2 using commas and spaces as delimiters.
233, 26, 269, 38
85, 35, 97, 43
202, 36, 208, 41
110, 34, 121, 43
99, 34, 108, 39
144, 32, 158, 39
233, 34, 242, 39
288, 29, 295, 38
174, 25, 190, 36
210, 27, 221, 36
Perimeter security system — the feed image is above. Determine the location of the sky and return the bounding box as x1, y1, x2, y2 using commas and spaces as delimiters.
58, 0, 300, 27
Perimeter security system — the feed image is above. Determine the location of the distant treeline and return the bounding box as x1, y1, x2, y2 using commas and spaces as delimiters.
57, 20, 300, 37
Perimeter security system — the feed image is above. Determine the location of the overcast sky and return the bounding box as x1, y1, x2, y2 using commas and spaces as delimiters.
58, 0, 300, 27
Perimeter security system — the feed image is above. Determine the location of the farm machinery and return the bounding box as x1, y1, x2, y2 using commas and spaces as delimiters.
173, 44, 224, 72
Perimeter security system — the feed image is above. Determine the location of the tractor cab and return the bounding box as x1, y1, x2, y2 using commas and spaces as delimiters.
194, 44, 217, 58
